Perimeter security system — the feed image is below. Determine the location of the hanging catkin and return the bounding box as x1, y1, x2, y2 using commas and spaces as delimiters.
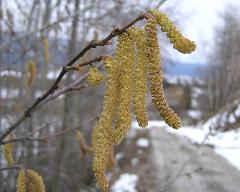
87, 66, 103, 86
27, 169, 45, 192
3, 134, 14, 166
16, 169, 26, 192
113, 33, 135, 144
23, 60, 37, 88
128, 27, 149, 128
43, 36, 49, 64
145, 15, 181, 129
148, 9, 196, 54
92, 56, 120, 192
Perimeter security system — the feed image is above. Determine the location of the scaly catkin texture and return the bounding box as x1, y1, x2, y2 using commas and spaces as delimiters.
149, 9, 196, 54
16, 169, 26, 192
27, 169, 45, 192
87, 66, 103, 86
3, 134, 14, 166
113, 34, 135, 144
24, 60, 37, 88
92, 56, 119, 192
145, 15, 181, 129
128, 27, 149, 128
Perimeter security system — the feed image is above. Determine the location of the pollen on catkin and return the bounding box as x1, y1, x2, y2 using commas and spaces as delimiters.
92, 56, 119, 192
145, 15, 181, 129
16, 169, 26, 192
3, 134, 14, 166
43, 36, 49, 64
87, 66, 103, 86
23, 60, 37, 88
148, 9, 196, 54
27, 169, 45, 192
128, 27, 149, 128
113, 33, 135, 144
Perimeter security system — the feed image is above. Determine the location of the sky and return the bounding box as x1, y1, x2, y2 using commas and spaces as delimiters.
161, 0, 240, 64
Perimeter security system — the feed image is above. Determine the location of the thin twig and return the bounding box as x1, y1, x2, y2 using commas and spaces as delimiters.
0, 12, 146, 142
0, 165, 22, 172
0, 137, 47, 145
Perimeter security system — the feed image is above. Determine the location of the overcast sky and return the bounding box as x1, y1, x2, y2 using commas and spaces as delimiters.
161, 0, 240, 64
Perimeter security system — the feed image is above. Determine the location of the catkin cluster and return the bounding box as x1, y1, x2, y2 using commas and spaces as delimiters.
90, 9, 196, 192
16, 169, 45, 192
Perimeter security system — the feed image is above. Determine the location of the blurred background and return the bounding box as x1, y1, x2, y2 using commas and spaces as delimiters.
1, 0, 240, 191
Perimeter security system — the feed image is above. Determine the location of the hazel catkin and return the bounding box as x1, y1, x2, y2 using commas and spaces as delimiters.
23, 60, 37, 88
145, 15, 181, 129
113, 33, 135, 144
3, 134, 14, 166
128, 27, 149, 128
148, 9, 196, 54
87, 66, 103, 86
92, 56, 119, 192
27, 169, 45, 192
16, 169, 26, 192
43, 36, 49, 64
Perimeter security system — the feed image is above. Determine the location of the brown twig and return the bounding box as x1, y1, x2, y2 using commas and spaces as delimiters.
65, 56, 104, 71
0, 165, 23, 172
0, 137, 47, 145
0, 12, 146, 142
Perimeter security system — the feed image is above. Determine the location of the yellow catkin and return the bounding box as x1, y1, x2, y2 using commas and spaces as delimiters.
3, 134, 14, 166
87, 66, 103, 86
24, 60, 36, 88
149, 9, 196, 54
145, 15, 181, 129
128, 27, 149, 128
16, 169, 26, 192
27, 169, 45, 192
75, 130, 92, 157
43, 37, 49, 64
113, 34, 135, 144
92, 56, 119, 192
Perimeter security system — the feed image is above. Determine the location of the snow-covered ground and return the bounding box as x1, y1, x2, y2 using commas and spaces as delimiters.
132, 120, 240, 170
111, 173, 139, 192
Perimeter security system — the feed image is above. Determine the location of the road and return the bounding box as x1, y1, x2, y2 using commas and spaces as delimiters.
150, 127, 240, 192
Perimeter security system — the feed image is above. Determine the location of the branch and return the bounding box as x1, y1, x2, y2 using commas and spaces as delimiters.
0, 165, 22, 172
0, 12, 146, 141
0, 137, 47, 145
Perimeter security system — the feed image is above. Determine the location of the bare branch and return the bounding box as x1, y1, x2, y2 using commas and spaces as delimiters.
0, 11, 147, 142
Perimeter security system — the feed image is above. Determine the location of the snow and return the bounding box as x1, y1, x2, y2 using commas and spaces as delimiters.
0, 70, 22, 78
188, 110, 202, 120
111, 173, 139, 192
169, 125, 240, 170
136, 138, 149, 148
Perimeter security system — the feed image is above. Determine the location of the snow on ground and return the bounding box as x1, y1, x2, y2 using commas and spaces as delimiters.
132, 120, 240, 170
111, 173, 138, 192
172, 126, 240, 170
136, 138, 149, 148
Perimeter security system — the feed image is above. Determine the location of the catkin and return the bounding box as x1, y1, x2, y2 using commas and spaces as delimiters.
75, 130, 92, 157
92, 56, 119, 192
27, 169, 45, 192
43, 37, 49, 64
149, 9, 196, 54
24, 60, 37, 88
145, 15, 181, 129
128, 27, 149, 128
3, 134, 14, 166
113, 34, 135, 144
16, 169, 26, 192
87, 66, 103, 86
